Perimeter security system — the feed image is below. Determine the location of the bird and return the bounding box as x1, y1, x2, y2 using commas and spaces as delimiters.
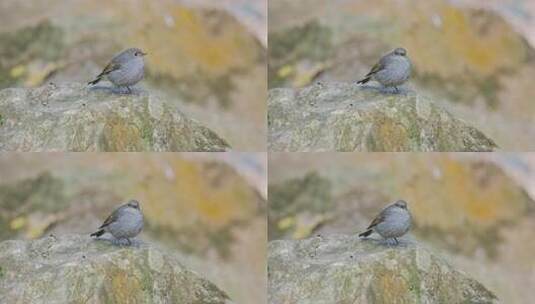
358, 200, 412, 245
88, 48, 147, 94
90, 199, 144, 246
356, 47, 412, 93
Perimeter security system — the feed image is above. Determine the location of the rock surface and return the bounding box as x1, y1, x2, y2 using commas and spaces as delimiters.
0, 83, 230, 151
268, 234, 498, 304
268, 82, 497, 151
0, 234, 232, 304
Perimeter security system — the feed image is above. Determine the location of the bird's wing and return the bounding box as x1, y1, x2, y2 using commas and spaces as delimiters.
96, 61, 121, 78
364, 59, 385, 77
364, 52, 391, 77
98, 204, 125, 229
366, 211, 385, 229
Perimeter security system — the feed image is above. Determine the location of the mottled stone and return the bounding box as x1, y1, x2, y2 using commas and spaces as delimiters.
0, 234, 233, 304
268, 82, 497, 151
0, 83, 230, 151
268, 234, 498, 304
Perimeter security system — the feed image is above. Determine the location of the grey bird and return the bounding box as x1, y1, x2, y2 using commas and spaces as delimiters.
357, 47, 411, 93
90, 199, 144, 245
358, 200, 412, 245
88, 48, 147, 93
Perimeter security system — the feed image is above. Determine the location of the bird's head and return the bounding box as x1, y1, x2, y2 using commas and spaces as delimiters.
127, 199, 141, 210
394, 200, 408, 209
393, 47, 407, 56
126, 48, 147, 58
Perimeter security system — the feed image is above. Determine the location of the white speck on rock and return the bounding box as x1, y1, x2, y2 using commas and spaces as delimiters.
147, 95, 164, 119
148, 248, 165, 272
416, 95, 432, 119
416, 248, 432, 271
385, 258, 398, 270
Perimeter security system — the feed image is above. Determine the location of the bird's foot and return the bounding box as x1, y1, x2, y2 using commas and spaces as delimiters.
111, 238, 129, 246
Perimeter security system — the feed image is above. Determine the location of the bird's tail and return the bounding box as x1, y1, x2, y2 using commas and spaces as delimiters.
357, 77, 370, 85
90, 230, 104, 237
358, 229, 372, 238
88, 77, 101, 86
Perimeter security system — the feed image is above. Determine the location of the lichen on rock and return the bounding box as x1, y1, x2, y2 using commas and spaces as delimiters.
268, 234, 499, 304
0, 83, 230, 151
0, 234, 233, 303
268, 82, 497, 152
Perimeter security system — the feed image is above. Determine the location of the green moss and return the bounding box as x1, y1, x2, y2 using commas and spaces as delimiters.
407, 253, 423, 300
477, 76, 501, 109
146, 64, 242, 109
0, 20, 64, 88
414, 71, 503, 111
98, 112, 145, 152
138, 100, 155, 146
268, 172, 332, 239
268, 20, 333, 87
0, 172, 67, 239
0, 172, 67, 212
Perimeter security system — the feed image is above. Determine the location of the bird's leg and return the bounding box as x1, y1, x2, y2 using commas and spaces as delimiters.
127, 86, 132, 94
394, 238, 399, 245
394, 86, 399, 94
127, 238, 132, 246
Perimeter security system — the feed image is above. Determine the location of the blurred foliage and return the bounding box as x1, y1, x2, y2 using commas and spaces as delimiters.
269, 20, 332, 87
0, 172, 67, 240
268, 172, 332, 239
0, 21, 64, 88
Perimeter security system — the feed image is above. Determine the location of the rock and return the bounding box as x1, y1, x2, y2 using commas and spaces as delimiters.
0, 83, 230, 151
268, 82, 497, 151
268, 234, 498, 304
0, 234, 232, 303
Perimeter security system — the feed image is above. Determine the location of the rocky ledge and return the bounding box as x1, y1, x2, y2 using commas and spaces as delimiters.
268, 234, 498, 304
0, 234, 233, 303
0, 83, 230, 151
268, 82, 497, 152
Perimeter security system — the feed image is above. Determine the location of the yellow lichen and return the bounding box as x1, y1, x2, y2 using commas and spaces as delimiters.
397, 156, 528, 230
120, 157, 258, 231
9, 217, 26, 230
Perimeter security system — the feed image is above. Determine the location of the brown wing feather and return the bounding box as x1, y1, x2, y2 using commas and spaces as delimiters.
366, 212, 385, 229
98, 207, 121, 229
357, 56, 386, 84
96, 61, 121, 78
365, 59, 385, 77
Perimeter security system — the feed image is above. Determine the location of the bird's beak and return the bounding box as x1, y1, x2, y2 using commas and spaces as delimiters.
141, 52, 148, 56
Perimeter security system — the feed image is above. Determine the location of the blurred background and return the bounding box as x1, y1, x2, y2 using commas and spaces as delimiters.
269, 152, 535, 304
0, 152, 267, 304
0, 0, 267, 150
268, 0, 535, 150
